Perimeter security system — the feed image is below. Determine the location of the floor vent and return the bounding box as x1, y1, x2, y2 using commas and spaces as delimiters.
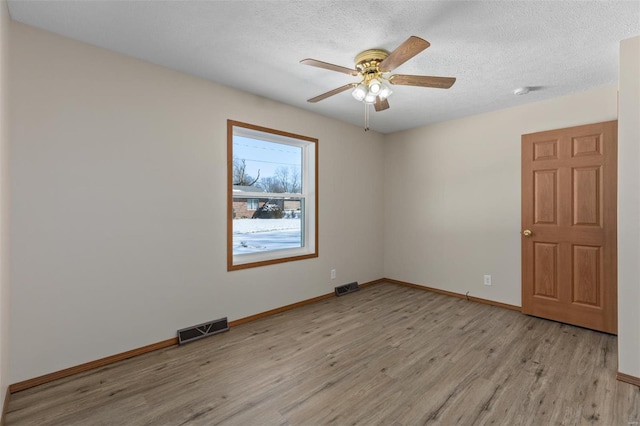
178, 317, 229, 345
335, 282, 359, 296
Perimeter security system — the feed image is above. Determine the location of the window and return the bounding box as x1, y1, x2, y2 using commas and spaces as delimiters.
227, 120, 318, 270
246, 199, 259, 210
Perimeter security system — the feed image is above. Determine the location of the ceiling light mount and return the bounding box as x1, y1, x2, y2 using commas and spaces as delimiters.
354, 49, 389, 73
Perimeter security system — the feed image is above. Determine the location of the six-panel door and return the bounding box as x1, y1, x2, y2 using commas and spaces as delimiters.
521, 121, 617, 334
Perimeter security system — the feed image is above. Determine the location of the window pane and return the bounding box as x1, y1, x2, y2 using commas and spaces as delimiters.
232, 197, 303, 255
233, 136, 302, 194
247, 198, 259, 210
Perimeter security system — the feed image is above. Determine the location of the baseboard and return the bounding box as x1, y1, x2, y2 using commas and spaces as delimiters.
228, 292, 334, 327
1, 386, 9, 426
228, 278, 384, 327
9, 337, 178, 394
617, 371, 640, 388
383, 278, 522, 312
10, 278, 384, 394
359, 278, 385, 288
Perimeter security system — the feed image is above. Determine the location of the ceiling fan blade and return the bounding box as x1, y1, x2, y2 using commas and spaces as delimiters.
300, 58, 359, 76
390, 75, 456, 89
378, 36, 431, 72
374, 97, 390, 112
307, 83, 354, 103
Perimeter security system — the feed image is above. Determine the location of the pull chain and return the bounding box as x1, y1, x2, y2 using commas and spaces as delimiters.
364, 102, 370, 131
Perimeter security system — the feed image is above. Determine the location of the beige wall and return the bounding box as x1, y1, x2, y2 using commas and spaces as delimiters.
6, 17, 637, 387
617, 35, 640, 379
383, 85, 618, 306
9, 22, 385, 383
0, 0, 10, 407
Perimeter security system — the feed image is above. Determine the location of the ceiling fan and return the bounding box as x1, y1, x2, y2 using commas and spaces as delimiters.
301, 36, 456, 115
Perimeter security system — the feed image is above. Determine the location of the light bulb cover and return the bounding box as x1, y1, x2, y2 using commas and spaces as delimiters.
378, 84, 392, 100
352, 83, 367, 101
364, 92, 377, 104
368, 78, 382, 95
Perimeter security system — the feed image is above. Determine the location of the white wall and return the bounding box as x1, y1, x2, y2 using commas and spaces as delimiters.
617, 35, 640, 379
383, 85, 618, 306
0, 0, 10, 407
8, 22, 385, 383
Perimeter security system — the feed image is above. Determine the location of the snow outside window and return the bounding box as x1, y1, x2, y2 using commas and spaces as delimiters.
227, 120, 318, 270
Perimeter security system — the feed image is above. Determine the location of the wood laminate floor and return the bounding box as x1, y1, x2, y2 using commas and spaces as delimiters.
6, 283, 640, 425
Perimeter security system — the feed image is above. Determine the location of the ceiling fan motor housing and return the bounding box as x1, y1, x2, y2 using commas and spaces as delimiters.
355, 49, 389, 79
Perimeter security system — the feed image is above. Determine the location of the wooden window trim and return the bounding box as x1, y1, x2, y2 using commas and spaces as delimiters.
227, 120, 318, 271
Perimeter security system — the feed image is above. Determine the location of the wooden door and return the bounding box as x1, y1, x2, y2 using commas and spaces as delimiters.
521, 121, 617, 334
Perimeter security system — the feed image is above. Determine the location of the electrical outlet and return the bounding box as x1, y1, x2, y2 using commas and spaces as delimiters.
484, 275, 492, 286
331, 269, 336, 280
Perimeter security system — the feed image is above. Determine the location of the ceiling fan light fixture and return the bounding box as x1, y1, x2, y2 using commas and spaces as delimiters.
378, 84, 392, 100
352, 83, 367, 101
364, 92, 377, 104
368, 78, 382, 95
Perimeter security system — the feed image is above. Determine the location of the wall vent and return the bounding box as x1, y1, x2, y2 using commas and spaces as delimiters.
335, 282, 359, 296
177, 317, 229, 345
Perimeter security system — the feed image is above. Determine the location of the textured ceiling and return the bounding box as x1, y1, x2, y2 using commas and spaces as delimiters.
7, 1, 640, 134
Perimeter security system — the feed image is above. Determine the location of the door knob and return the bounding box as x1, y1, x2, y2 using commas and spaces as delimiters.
522, 229, 532, 237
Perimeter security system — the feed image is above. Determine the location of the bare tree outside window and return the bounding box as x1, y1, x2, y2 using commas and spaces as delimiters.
233, 157, 260, 186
